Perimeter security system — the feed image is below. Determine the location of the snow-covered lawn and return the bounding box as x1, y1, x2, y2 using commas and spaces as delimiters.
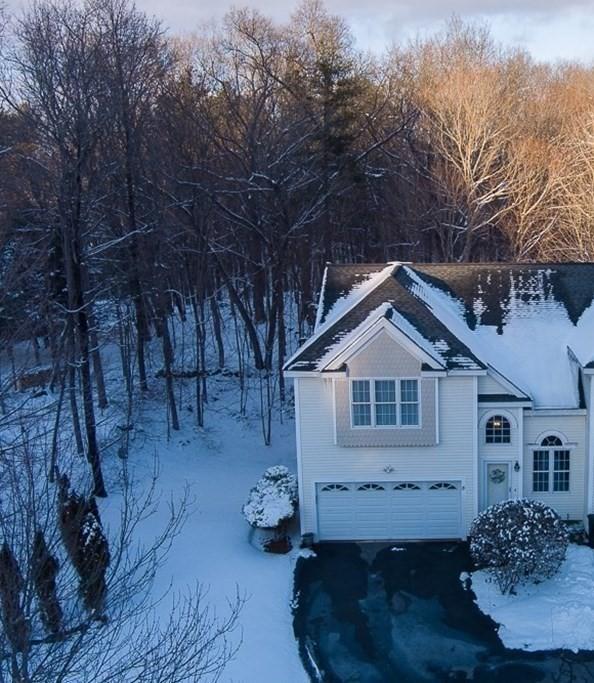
465, 544, 594, 653
100, 380, 307, 682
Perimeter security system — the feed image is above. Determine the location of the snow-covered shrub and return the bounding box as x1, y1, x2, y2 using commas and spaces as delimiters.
243, 465, 298, 530
57, 475, 110, 614
469, 498, 568, 594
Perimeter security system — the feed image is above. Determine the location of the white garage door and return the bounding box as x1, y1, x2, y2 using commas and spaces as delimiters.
316, 481, 462, 541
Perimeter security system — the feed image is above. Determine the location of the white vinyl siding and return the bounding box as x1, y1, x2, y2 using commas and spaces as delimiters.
296, 375, 476, 538
478, 374, 509, 395
523, 414, 587, 520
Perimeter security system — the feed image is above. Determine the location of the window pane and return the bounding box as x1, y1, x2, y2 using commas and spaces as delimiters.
352, 380, 370, 403
553, 450, 570, 491
352, 403, 371, 426
374, 380, 396, 403
376, 403, 397, 426
553, 470, 569, 492
542, 435, 563, 447
400, 379, 418, 403
486, 415, 511, 444
533, 450, 549, 492
401, 403, 419, 426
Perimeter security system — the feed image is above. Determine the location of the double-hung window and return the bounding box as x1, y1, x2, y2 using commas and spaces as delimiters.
350, 379, 420, 428
532, 436, 570, 493
400, 379, 419, 426
374, 380, 397, 426
351, 380, 372, 427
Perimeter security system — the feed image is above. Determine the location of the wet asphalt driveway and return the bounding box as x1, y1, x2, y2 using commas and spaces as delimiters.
293, 543, 594, 682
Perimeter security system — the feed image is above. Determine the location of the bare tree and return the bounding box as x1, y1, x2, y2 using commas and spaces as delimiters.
0, 430, 241, 683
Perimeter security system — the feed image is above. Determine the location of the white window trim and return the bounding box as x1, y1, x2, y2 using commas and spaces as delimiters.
349, 377, 422, 430
530, 441, 573, 494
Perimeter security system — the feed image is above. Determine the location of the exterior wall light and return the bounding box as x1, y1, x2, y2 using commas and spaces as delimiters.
514, 461, 520, 472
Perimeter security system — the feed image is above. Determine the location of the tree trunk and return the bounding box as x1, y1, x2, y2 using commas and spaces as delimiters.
209, 286, 225, 370
88, 310, 108, 410
159, 312, 179, 431
67, 323, 84, 458
62, 200, 107, 497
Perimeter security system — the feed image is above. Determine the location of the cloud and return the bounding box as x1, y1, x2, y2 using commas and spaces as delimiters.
6, 0, 594, 63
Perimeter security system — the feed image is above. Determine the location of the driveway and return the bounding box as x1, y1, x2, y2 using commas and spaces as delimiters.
293, 543, 594, 682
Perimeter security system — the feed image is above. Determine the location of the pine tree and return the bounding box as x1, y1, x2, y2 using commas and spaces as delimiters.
31, 530, 63, 635
0, 543, 29, 652
57, 475, 110, 616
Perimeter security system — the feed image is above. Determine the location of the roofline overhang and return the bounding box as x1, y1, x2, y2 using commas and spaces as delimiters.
485, 364, 530, 400
286, 263, 398, 369
283, 369, 348, 379
478, 401, 533, 408
525, 408, 587, 416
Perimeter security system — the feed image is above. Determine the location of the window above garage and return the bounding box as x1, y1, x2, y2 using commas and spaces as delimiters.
350, 378, 420, 428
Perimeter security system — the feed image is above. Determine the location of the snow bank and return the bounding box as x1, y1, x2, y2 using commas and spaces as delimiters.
466, 544, 594, 652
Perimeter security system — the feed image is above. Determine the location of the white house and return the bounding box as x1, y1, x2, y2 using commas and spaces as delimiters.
284, 262, 594, 542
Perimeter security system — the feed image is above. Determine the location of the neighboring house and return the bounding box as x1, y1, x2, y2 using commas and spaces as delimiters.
284, 263, 594, 542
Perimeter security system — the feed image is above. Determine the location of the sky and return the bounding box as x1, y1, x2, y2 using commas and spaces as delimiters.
137, 0, 594, 63
6, 0, 594, 63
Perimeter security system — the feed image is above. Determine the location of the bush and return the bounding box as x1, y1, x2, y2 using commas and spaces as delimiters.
57, 475, 110, 615
469, 498, 569, 594
243, 465, 298, 530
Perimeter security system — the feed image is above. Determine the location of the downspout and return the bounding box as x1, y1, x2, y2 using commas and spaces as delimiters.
586, 375, 594, 514
294, 378, 306, 538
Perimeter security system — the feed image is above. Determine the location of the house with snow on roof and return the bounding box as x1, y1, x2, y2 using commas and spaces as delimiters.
284, 263, 594, 542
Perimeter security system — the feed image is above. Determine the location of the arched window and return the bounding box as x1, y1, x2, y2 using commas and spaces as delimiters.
321, 484, 350, 492
485, 415, 511, 443
357, 483, 385, 491
429, 482, 457, 490
533, 435, 570, 493
394, 482, 421, 491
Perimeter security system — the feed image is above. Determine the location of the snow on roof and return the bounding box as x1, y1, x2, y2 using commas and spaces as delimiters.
316, 263, 396, 333
403, 265, 594, 408
284, 264, 397, 370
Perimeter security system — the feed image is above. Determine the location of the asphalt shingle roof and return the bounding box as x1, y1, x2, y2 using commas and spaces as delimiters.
286, 263, 594, 401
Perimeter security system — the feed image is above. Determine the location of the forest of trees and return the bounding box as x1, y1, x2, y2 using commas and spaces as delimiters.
2, 0, 594, 481
0, 1, 593, 678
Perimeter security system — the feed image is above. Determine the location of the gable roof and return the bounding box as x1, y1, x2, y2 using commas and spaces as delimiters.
286, 265, 484, 374
286, 262, 594, 409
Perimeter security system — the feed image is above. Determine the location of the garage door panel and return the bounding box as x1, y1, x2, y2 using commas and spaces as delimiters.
317, 480, 461, 541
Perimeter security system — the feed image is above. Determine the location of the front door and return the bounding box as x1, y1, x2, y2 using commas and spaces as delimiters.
486, 463, 510, 507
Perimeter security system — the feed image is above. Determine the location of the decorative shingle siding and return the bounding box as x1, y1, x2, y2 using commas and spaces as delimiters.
335, 379, 436, 447
347, 330, 420, 377
330, 332, 438, 447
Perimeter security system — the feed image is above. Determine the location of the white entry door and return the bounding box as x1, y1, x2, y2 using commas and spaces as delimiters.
486, 463, 510, 508
316, 481, 462, 541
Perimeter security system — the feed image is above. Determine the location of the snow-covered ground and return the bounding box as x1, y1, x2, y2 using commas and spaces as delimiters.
1, 314, 308, 682
465, 544, 594, 652
100, 379, 307, 682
